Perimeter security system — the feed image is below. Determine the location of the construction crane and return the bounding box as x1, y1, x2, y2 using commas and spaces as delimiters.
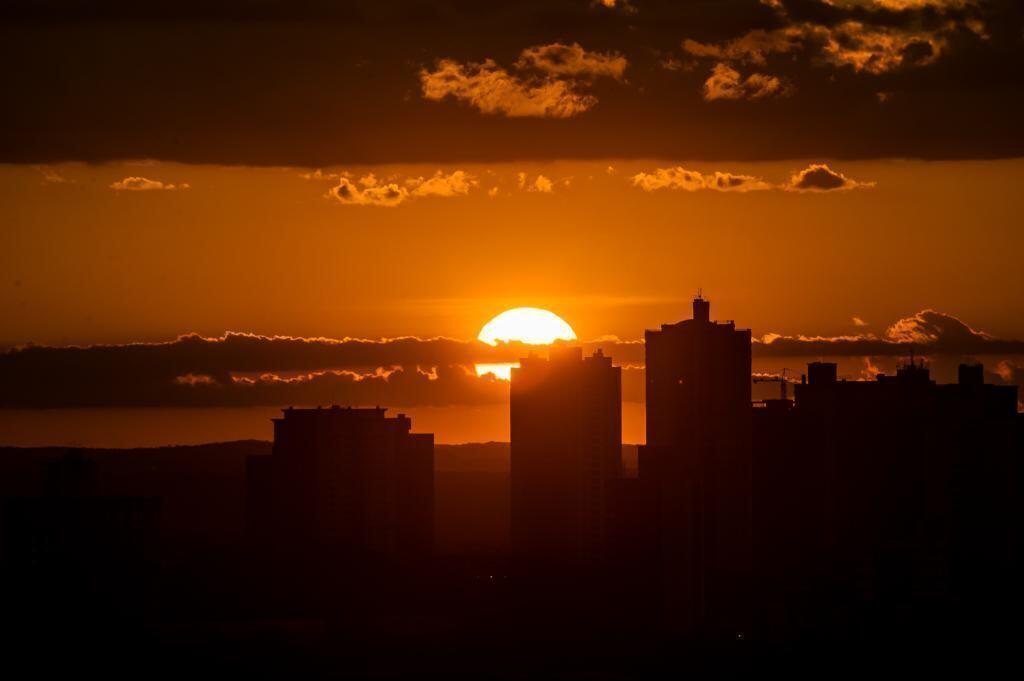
752, 368, 793, 401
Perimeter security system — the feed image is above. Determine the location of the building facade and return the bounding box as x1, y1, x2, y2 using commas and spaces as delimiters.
247, 406, 434, 561
510, 346, 622, 565
640, 295, 753, 638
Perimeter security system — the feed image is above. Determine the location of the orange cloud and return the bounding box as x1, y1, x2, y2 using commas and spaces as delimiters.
328, 170, 478, 206
329, 177, 408, 207
420, 58, 597, 118
515, 42, 627, 80
683, 29, 806, 66
109, 176, 188, 191
825, 0, 973, 9
683, 20, 950, 78
528, 174, 554, 193
703, 62, 789, 101
35, 165, 71, 184
784, 164, 875, 192
886, 309, 991, 345
420, 43, 625, 118
593, 0, 638, 14
407, 170, 478, 198
631, 166, 772, 192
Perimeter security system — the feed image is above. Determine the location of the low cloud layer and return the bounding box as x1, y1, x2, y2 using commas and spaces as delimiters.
110, 176, 188, 191
2, 310, 1021, 409
326, 170, 477, 207
757, 309, 1022, 357
632, 163, 869, 193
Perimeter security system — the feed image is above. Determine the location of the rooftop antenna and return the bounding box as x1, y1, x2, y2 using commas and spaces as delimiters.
697, 287, 703, 299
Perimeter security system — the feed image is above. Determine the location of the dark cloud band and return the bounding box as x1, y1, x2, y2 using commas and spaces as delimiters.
1, 1, 1021, 164
1, 310, 1021, 408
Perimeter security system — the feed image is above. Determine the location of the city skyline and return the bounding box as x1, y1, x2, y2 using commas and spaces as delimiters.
3, 293, 1018, 676
2, 2, 1023, 676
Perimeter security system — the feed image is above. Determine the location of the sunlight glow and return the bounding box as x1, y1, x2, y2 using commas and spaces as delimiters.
477, 307, 577, 346
474, 362, 519, 381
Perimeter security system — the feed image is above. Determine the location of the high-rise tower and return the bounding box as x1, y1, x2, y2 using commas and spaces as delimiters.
640, 295, 753, 637
510, 346, 622, 565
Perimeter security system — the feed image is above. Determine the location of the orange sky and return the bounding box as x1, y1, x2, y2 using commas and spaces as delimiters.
3, 158, 1023, 349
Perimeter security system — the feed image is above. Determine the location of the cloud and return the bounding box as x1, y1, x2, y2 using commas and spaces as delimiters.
703, 63, 789, 101
683, 29, 807, 66
630, 167, 777, 193
819, 22, 947, 74
705, 171, 774, 192
329, 177, 408, 206
34, 165, 70, 183
200, 365, 511, 408
109, 176, 188, 191
3, 309, 1022, 408
592, 0, 637, 13
421, 41, 626, 119
1, 1, 1020, 165
515, 42, 627, 80
630, 164, 869, 193
683, 20, 950, 76
300, 168, 339, 181
407, 170, 478, 198
327, 170, 477, 206
528, 174, 554, 193
885, 309, 991, 346
784, 164, 874, 191
632, 167, 706, 192
0, 332, 515, 408
825, 1, 974, 10
853, 317, 869, 327
0, 332, 642, 408
420, 58, 597, 119
757, 310, 1024, 357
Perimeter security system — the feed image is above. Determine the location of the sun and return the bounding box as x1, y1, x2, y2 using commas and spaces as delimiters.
477, 307, 577, 346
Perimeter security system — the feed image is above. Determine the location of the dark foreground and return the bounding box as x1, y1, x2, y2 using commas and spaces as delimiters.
0, 442, 1019, 679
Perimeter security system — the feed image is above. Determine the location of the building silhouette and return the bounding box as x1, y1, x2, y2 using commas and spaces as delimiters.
639, 295, 753, 638
510, 346, 622, 564
247, 406, 434, 563
2, 451, 160, 623
752, 359, 1021, 642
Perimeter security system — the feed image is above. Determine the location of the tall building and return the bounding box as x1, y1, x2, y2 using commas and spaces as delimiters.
752, 360, 1022, 641
640, 295, 753, 637
247, 406, 434, 561
510, 346, 622, 564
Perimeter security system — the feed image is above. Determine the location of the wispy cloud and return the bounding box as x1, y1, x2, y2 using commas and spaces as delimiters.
420, 43, 626, 118
703, 62, 789, 101
110, 176, 189, 191
515, 42, 627, 80
326, 170, 478, 207
632, 164, 867, 193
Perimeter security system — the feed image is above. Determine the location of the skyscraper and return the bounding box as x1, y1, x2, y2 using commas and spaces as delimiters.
640, 295, 753, 637
247, 406, 434, 561
757, 359, 1022, 637
510, 346, 622, 565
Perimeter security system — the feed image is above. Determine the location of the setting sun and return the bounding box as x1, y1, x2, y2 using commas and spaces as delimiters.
477, 307, 577, 346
